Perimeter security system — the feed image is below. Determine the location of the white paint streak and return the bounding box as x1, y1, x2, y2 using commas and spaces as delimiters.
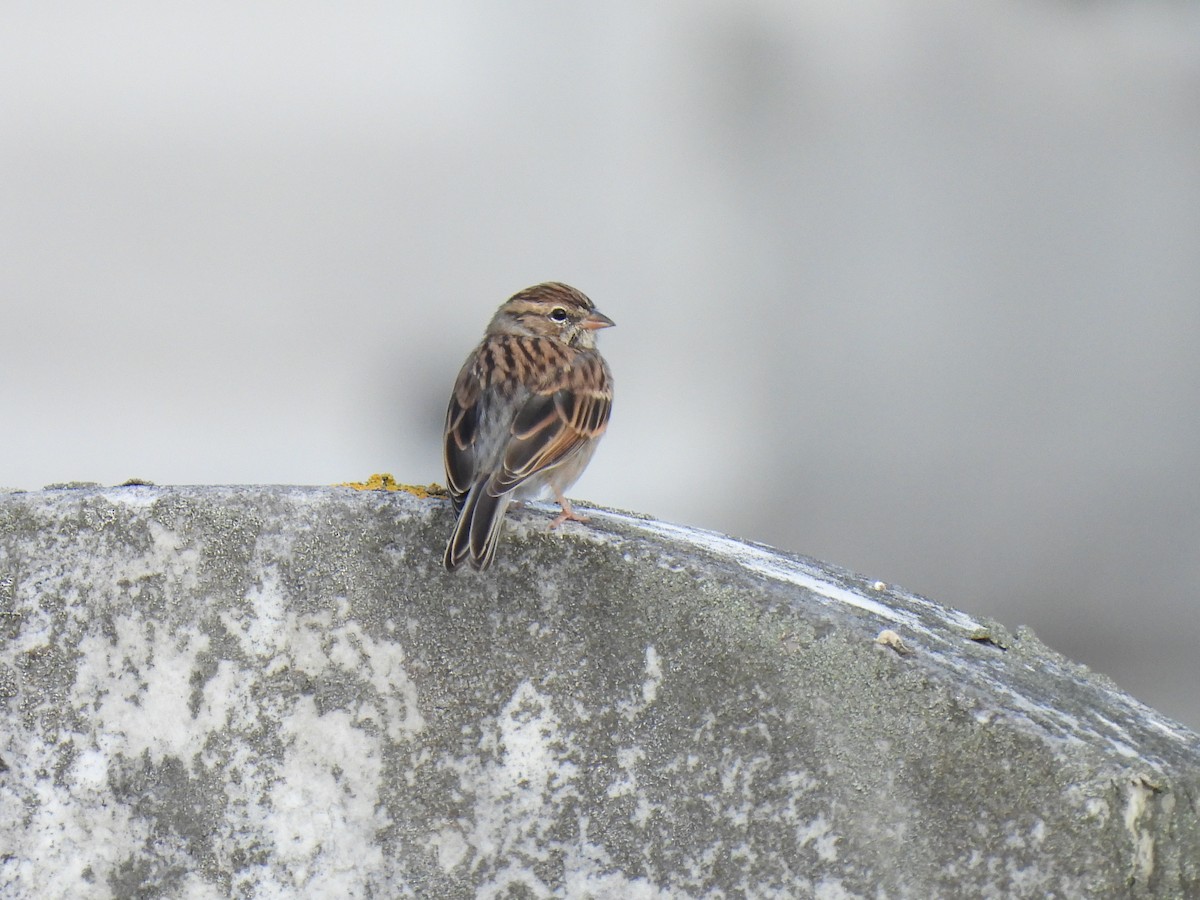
1124, 778, 1157, 885
267, 699, 390, 894
618, 514, 920, 627
642, 646, 662, 705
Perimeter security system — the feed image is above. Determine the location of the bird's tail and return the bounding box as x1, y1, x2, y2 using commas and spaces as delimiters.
444, 482, 512, 571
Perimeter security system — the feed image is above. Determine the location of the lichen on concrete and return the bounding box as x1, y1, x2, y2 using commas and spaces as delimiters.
0, 484, 1197, 897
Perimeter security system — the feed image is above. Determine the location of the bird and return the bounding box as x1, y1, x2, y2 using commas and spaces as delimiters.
442, 282, 615, 571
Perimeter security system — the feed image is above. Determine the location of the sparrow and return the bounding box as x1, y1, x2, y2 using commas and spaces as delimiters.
443, 282, 615, 571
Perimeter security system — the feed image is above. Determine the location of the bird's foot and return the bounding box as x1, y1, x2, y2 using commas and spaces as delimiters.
548, 497, 589, 529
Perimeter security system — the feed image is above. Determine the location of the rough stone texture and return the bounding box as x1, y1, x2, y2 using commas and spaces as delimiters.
0, 484, 1197, 899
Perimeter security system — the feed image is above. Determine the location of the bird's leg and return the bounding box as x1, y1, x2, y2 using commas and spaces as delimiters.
549, 494, 589, 528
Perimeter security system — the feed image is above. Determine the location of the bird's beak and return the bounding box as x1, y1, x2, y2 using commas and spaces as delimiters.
582, 310, 615, 331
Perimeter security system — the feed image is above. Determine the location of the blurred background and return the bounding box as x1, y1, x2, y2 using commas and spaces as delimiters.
3, 2, 1199, 731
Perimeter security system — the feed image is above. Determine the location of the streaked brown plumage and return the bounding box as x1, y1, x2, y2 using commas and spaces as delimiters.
443, 282, 615, 571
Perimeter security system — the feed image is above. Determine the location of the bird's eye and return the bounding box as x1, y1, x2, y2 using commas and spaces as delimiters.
549, 307, 568, 322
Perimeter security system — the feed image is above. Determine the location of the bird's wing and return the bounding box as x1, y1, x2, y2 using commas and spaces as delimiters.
443, 358, 483, 512
489, 354, 612, 496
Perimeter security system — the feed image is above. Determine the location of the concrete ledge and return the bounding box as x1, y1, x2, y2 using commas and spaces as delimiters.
1, 484, 1197, 897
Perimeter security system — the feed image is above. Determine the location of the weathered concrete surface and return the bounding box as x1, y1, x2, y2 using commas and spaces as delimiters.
0, 484, 1197, 899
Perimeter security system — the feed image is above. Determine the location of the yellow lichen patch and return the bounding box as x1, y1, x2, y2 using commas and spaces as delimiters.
337, 474, 447, 498
338, 473, 399, 491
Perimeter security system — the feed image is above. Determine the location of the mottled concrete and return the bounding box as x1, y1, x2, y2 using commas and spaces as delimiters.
0, 484, 1197, 898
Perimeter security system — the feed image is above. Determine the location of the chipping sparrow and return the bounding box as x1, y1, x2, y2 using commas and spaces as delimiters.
443, 282, 615, 571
